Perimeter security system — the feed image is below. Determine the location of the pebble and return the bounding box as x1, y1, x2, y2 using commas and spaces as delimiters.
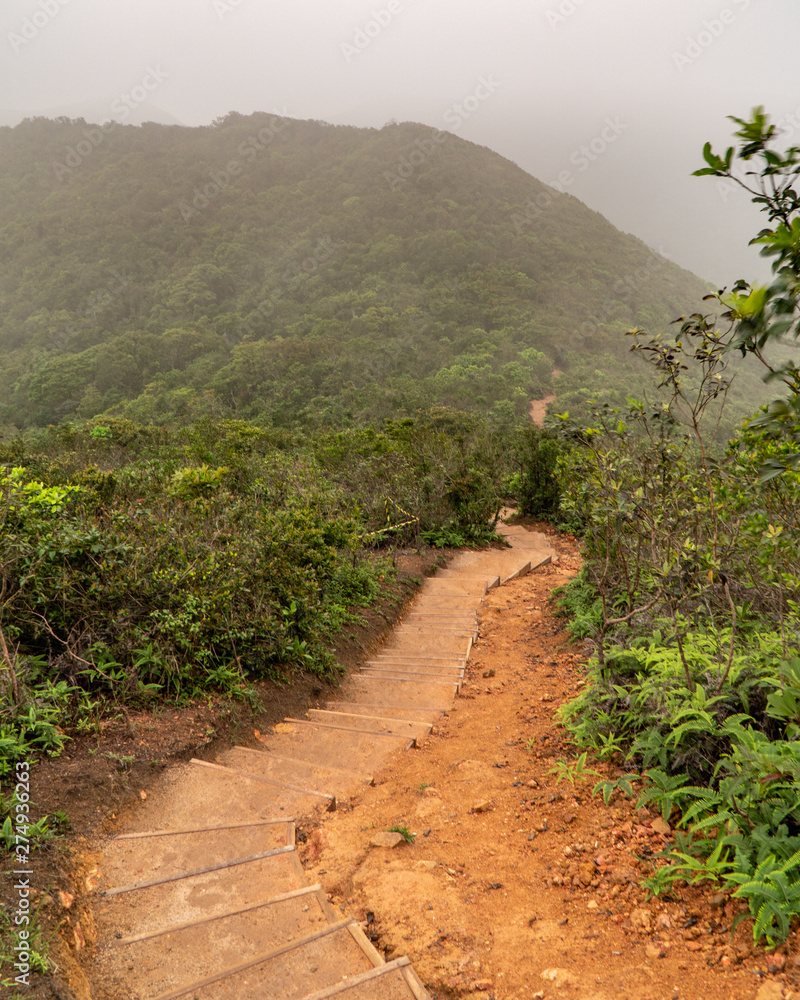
541, 967, 572, 987
755, 983, 784, 1000
370, 832, 405, 849
473, 800, 493, 814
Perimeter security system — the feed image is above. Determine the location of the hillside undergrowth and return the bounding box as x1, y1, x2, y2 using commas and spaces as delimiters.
0, 409, 521, 775
554, 110, 800, 947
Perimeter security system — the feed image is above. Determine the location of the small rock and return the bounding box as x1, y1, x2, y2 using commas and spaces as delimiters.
58, 890, 75, 910
630, 907, 651, 932
541, 694, 554, 703
564, 812, 577, 824
535, 818, 549, 832
708, 892, 726, 908
473, 800, 493, 814
655, 913, 672, 931
482, 669, 495, 678
72, 923, 86, 952
767, 953, 786, 972
651, 816, 671, 835
139, 790, 147, 800
413, 860, 437, 872
541, 968, 572, 987
755, 982, 784, 1000
370, 832, 405, 849
527, 778, 539, 788
472, 979, 492, 991
608, 866, 638, 886
645, 942, 665, 960
587, 900, 598, 910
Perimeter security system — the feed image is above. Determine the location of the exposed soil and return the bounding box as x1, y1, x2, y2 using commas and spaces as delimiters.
297, 524, 800, 1000
0, 547, 443, 997
5, 531, 799, 1000
529, 395, 557, 428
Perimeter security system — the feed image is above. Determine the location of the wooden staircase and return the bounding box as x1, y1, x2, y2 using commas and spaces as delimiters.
90, 524, 553, 999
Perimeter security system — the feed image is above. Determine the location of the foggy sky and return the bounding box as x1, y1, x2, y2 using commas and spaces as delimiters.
2, 0, 799, 286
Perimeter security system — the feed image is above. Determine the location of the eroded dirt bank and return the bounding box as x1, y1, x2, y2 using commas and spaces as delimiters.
299, 527, 800, 1000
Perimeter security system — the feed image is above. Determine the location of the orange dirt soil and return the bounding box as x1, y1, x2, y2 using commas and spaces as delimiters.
6, 531, 799, 1000
298, 526, 800, 1000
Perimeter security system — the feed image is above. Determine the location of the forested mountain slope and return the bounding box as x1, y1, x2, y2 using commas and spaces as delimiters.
0, 112, 710, 428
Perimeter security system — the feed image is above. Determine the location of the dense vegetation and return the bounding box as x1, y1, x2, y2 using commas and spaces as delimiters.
555, 111, 800, 946
0, 408, 532, 766
2, 106, 800, 959
0, 113, 715, 431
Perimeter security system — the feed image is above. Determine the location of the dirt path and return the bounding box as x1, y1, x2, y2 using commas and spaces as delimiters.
529, 395, 556, 428
6, 529, 798, 1000
76, 525, 553, 999
299, 527, 799, 1000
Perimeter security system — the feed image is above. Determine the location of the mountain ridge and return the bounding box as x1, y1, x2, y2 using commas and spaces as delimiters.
0, 112, 710, 429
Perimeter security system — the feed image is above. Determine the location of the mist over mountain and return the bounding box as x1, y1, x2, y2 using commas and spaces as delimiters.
0, 112, 714, 430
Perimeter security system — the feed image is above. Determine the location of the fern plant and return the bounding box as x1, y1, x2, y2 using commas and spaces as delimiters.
729, 851, 800, 947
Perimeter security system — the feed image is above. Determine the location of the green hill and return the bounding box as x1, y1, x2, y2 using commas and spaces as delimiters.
0, 112, 711, 429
